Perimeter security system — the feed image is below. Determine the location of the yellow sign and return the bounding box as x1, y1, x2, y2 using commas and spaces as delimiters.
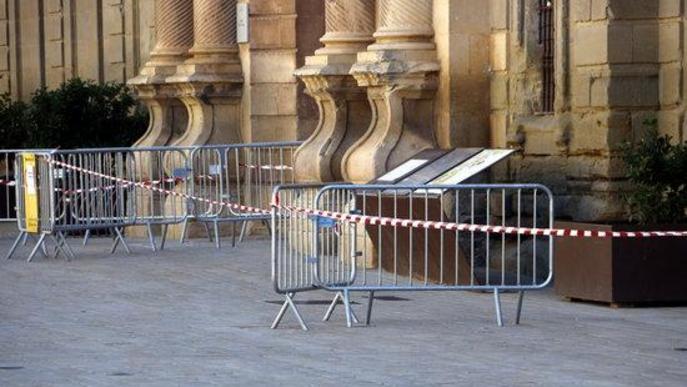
22, 153, 39, 233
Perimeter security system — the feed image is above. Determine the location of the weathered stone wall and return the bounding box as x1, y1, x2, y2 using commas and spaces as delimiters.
433, 0, 491, 149
490, 0, 685, 222
0, 0, 154, 100
239, 0, 324, 143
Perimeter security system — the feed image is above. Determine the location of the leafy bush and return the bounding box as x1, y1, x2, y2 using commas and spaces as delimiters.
0, 78, 148, 149
621, 118, 687, 225
0, 94, 29, 149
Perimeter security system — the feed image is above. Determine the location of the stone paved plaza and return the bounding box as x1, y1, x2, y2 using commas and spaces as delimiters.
1, 235, 686, 386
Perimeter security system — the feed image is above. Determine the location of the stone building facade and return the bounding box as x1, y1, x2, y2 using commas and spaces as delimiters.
2, 0, 685, 222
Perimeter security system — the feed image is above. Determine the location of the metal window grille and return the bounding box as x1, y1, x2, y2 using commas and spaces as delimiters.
538, 0, 555, 113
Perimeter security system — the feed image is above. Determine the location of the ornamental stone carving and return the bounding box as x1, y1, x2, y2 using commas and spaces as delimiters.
129, 0, 194, 148
293, 0, 375, 182
169, 0, 243, 147
345, 0, 439, 183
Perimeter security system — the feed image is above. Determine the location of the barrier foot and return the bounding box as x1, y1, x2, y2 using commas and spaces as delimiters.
27, 233, 48, 258
366, 291, 375, 326
160, 225, 169, 251
83, 229, 91, 246
203, 222, 213, 243
238, 220, 248, 244
493, 289, 504, 327
27, 233, 48, 263
213, 221, 221, 249
59, 232, 76, 260
263, 220, 272, 237
111, 228, 131, 255
179, 219, 189, 244
6, 231, 26, 260
323, 292, 360, 324
343, 290, 354, 328
231, 221, 237, 247
271, 293, 308, 331
146, 223, 157, 252
50, 234, 71, 261
515, 291, 525, 325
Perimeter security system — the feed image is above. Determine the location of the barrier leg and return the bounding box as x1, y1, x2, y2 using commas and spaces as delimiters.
323, 292, 359, 324
82, 229, 91, 246
160, 224, 169, 251
203, 222, 213, 242
28, 234, 48, 258
146, 223, 157, 252
515, 291, 525, 325
231, 221, 237, 247
238, 220, 248, 244
366, 291, 375, 326
263, 220, 272, 237
271, 292, 308, 331
493, 289, 504, 327
179, 219, 189, 244
343, 289, 353, 328
111, 228, 131, 254
21, 232, 29, 246
213, 221, 221, 249
59, 232, 76, 260
27, 233, 48, 263
323, 292, 342, 322
6, 231, 26, 260
50, 234, 71, 261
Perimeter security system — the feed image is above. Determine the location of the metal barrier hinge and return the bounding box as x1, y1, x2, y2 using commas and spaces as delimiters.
312, 215, 337, 229
173, 167, 192, 179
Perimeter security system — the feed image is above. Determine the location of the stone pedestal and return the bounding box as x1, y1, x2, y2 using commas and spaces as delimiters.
128, 0, 194, 147
293, 0, 374, 182
344, 0, 439, 183
169, 0, 244, 147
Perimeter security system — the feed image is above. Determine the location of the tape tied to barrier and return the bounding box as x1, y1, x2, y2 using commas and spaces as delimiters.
48, 159, 687, 239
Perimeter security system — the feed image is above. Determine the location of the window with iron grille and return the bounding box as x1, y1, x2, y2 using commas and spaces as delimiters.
538, 0, 555, 113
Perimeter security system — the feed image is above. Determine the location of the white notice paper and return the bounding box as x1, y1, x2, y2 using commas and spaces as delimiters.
377, 159, 429, 182
429, 149, 515, 186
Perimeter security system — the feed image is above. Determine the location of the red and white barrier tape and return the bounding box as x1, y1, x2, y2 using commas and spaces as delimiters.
50, 160, 270, 216
49, 159, 687, 239
240, 163, 293, 171
0, 179, 16, 187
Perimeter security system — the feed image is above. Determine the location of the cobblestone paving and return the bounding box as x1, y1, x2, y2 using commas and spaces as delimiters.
1, 236, 686, 386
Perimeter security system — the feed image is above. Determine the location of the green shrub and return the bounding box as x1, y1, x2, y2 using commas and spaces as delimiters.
621, 118, 687, 225
0, 94, 29, 149
0, 78, 148, 149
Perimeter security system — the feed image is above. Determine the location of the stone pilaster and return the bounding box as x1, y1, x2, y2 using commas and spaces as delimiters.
169, 0, 243, 146
344, 0, 439, 183
128, 0, 194, 147
293, 0, 375, 182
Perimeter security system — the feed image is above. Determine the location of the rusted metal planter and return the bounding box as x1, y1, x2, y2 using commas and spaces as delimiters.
555, 222, 687, 305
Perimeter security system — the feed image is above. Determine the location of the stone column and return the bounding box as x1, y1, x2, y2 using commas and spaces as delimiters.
128, 0, 194, 147
345, 0, 439, 183
169, 0, 243, 147
293, 0, 375, 182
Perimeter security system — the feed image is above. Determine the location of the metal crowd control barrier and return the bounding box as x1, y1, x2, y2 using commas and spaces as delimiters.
184, 142, 300, 248
1, 149, 51, 223
6, 142, 302, 261
271, 183, 554, 330
8, 150, 137, 261
58, 147, 192, 252
1, 150, 16, 223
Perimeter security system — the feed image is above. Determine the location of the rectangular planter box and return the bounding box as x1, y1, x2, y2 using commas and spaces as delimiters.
555, 221, 687, 304
554, 222, 687, 304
